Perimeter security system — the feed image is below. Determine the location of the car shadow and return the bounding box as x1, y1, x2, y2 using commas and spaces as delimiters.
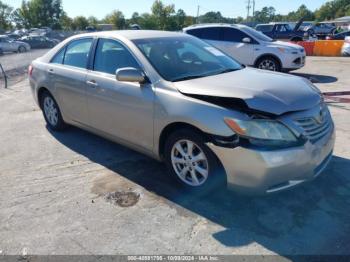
291, 73, 338, 84
48, 126, 350, 255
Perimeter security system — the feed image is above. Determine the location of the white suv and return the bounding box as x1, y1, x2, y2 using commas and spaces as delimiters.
183, 24, 306, 72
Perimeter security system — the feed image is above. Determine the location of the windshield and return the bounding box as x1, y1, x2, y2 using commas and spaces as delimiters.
244, 27, 274, 42
133, 36, 243, 82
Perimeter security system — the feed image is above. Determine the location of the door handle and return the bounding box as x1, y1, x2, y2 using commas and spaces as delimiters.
48, 68, 54, 74
86, 80, 98, 88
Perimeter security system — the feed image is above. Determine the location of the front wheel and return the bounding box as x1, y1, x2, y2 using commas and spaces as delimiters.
164, 129, 226, 193
18, 46, 27, 53
256, 56, 281, 72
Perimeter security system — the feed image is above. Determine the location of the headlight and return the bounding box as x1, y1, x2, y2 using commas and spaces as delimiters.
224, 118, 299, 147
278, 48, 298, 54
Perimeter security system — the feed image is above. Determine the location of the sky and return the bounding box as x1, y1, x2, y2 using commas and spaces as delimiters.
6, 0, 330, 19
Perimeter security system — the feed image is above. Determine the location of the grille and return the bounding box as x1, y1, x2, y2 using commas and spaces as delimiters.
294, 108, 333, 143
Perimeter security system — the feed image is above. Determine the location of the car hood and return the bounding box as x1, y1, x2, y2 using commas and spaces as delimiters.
172, 68, 321, 115
268, 41, 303, 50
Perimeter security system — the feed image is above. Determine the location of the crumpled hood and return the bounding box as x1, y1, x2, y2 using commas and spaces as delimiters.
173, 68, 321, 115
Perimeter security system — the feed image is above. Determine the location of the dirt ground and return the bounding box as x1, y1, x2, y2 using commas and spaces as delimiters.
0, 57, 350, 256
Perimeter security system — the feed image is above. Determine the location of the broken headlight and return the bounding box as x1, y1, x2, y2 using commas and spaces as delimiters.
224, 118, 300, 147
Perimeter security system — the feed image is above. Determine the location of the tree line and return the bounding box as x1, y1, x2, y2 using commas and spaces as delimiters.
0, 0, 349, 32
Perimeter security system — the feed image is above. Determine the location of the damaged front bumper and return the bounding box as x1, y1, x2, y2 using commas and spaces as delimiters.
208, 126, 335, 195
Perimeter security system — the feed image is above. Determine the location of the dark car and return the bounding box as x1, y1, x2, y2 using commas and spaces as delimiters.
326, 31, 350, 40
19, 35, 59, 49
304, 22, 336, 36
255, 22, 305, 41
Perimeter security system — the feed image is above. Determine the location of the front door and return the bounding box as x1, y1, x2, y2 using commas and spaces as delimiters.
214, 27, 255, 66
86, 38, 154, 151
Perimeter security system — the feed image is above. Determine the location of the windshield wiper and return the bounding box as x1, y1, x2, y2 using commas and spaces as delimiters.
214, 68, 240, 75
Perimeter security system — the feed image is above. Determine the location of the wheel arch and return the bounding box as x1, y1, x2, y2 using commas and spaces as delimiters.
254, 53, 282, 68
37, 86, 52, 109
158, 122, 208, 160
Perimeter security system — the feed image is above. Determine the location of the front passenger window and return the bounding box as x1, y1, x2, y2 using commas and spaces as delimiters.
93, 39, 139, 75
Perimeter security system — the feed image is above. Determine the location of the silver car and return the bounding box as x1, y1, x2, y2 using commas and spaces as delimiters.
29, 31, 335, 195
0, 35, 31, 54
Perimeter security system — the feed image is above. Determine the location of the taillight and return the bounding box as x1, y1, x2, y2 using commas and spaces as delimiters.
28, 65, 33, 77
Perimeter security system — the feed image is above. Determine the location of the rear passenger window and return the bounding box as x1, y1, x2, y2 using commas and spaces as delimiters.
222, 28, 249, 42
93, 38, 139, 75
187, 28, 222, 41
63, 38, 93, 69
51, 48, 65, 64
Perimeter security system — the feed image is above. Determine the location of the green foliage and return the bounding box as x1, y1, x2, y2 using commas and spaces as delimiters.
72, 16, 89, 30
2, 0, 350, 32
0, 0, 13, 30
103, 10, 125, 29
12, 0, 63, 29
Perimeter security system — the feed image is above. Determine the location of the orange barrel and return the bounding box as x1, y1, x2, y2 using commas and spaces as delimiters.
313, 40, 345, 56
296, 41, 315, 56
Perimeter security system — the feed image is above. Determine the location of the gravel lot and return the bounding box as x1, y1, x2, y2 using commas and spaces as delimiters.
0, 49, 49, 72
0, 57, 350, 256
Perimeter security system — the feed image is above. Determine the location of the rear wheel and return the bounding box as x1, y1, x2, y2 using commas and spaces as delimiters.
256, 56, 281, 72
40, 91, 67, 131
164, 128, 226, 193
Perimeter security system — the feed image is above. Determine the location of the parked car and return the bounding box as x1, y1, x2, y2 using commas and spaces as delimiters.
326, 31, 350, 40
0, 35, 31, 54
183, 24, 306, 72
342, 36, 350, 56
255, 22, 305, 41
304, 22, 336, 36
29, 31, 335, 195
20, 35, 59, 49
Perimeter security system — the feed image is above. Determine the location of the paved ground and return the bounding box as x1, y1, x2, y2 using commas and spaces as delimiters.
0, 57, 350, 256
0, 49, 49, 72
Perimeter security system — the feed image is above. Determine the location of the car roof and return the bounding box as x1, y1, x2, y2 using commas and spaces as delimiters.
69, 30, 187, 40
183, 23, 249, 31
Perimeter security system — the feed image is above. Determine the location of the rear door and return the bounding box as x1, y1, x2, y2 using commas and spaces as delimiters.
48, 38, 93, 124
85, 38, 154, 151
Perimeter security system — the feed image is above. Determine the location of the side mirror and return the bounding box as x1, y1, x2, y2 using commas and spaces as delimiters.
242, 37, 252, 44
116, 67, 147, 84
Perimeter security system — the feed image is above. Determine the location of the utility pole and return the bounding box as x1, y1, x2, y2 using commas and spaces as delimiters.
252, 0, 256, 19
196, 5, 200, 24
247, 0, 251, 21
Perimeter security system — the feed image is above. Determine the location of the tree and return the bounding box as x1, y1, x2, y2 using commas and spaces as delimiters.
151, 0, 175, 30
286, 5, 315, 21
253, 6, 276, 23
72, 16, 89, 30
104, 10, 125, 29
0, 0, 13, 30
87, 16, 99, 28
12, 0, 63, 29
315, 0, 350, 21
59, 12, 73, 30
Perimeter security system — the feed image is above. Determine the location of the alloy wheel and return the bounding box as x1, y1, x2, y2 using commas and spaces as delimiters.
171, 139, 209, 187
43, 96, 58, 127
258, 59, 277, 71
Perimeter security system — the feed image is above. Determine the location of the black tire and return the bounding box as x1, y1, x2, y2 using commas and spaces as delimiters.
164, 128, 226, 193
18, 46, 26, 53
255, 56, 281, 72
40, 91, 67, 131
